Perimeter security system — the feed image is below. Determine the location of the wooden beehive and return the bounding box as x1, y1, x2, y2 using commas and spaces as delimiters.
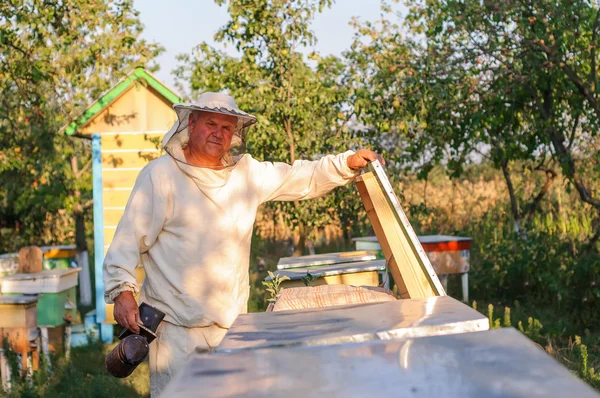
163, 328, 600, 398
220, 295, 489, 352
0, 296, 37, 329
270, 284, 396, 312
269, 260, 386, 289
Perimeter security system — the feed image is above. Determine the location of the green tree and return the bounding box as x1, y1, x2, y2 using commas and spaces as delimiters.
404, 0, 600, 239
176, 0, 367, 253
347, 2, 564, 234
0, 1, 161, 271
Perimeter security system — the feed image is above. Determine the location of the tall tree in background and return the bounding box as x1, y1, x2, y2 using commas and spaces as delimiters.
404, 0, 600, 239
176, 0, 369, 254
0, 0, 161, 302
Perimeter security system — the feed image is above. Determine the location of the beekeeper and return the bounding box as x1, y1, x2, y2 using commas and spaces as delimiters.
103, 92, 384, 396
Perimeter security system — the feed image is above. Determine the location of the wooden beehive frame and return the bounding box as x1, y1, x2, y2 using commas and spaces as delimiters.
356, 160, 446, 299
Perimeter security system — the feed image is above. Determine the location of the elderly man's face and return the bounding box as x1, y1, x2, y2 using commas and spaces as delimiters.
187, 111, 237, 163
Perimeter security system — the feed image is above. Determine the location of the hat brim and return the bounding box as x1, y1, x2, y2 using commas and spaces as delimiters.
173, 103, 257, 129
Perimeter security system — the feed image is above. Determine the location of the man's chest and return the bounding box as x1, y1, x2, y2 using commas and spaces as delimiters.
165, 177, 260, 234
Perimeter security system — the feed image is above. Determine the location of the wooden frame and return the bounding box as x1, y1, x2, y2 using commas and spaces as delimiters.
355, 160, 445, 298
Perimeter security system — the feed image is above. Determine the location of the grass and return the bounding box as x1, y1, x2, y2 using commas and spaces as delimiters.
0, 340, 149, 398
479, 301, 600, 391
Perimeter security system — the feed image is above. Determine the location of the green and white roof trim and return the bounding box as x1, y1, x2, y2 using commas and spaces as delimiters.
62, 67, 182, 136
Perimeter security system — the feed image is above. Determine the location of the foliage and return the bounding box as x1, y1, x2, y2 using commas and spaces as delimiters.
174, 0, 375, 254
261, 270, 290, 302
0, 340, 148, 397
398, 161, 599, 330
480, 301, 600, 390
0, 0, 162, 253
301, 271, 319, 286
400, 0, 600, 228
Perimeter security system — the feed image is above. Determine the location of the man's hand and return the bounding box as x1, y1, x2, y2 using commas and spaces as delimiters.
347, 149, 385, 170
114, 291, 140, 334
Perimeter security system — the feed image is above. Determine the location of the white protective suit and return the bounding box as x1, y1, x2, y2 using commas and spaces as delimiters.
103, 140, 359, 396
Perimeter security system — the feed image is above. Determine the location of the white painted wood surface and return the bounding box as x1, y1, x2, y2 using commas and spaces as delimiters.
163, 328, 599, 398
353, 234, 472, 246
277, 251, 377, 270
0, 296, 38, 305
218, 296, 489, 352
268, 260, 386, 281
1, 268, 81, 293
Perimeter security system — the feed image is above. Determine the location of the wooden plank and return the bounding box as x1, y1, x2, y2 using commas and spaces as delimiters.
103, 190, 133, 209
102, 151, 159, 169
100, 133, 163, 151
145, 85, 179, 131
104, 227, 116, 246
18, 246, 43, 274
166, 328, 598, 398
82, 85, 141, 134
219, 296, 487, 352
271, 284, 396, 312
104, 208, 125, 228
356, 166, 443, 298
277, 251, 377, 270
0, 306, 28, 328
0, 306, 36, 329
102, 169, 144, 189
1, 268, 80, 294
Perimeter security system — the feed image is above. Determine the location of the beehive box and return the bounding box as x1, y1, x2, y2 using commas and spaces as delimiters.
276, 251, 378, 270
353, 235, 472, 275
0, 296, 37, 328
164, 328, 599, 398
268, 260, 386, 288
219, 295, 489, 352
1, 268, 80, 294
2, 269, 80, 327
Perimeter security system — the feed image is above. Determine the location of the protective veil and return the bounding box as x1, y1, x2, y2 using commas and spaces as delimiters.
162, 92, 257, 168
102, 92, 359, 396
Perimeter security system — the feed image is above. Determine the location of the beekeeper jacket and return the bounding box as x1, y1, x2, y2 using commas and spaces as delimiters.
102, 145, 358, 329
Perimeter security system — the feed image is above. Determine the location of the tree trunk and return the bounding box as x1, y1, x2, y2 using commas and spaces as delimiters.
294, 221, 307, 257
501, 160, 522, 234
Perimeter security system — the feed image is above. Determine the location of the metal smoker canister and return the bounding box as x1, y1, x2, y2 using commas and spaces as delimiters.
105, 334, 150, 378
105, 302, 165, 378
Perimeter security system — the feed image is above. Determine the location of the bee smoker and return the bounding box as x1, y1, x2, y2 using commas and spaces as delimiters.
105, 302, 165, 378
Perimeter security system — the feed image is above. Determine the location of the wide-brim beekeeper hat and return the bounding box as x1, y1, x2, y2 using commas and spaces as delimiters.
163, 92, 258, 168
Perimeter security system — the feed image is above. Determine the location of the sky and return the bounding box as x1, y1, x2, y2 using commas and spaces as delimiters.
133, 0, 406, 89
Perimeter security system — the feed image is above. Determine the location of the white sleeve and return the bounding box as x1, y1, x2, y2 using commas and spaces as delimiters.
258, 150, 359, 203
103, 166, 170, 304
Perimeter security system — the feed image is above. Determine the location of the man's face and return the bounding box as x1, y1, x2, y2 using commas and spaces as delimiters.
187, 111, 238, 162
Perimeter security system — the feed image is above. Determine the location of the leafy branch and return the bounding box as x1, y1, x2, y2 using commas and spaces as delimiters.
261, 271, 290, 303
